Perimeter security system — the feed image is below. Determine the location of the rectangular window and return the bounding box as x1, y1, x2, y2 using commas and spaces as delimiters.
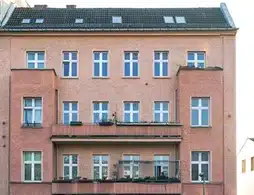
242, 159, 246, 173
63, 102, 78, 125
93, 155, 108, 180
63, 51, 78, 77
124, 102, 139, 122
123, 155, 140, 179
191, 151, 210, 182
187, 52, 206, 68
93, 102, 109, 123
93, 52, 108, 77
27, 51, 45, 69
124, 52, 139, 77
23, 152, 42, 182
251, 157, 254, 171
63, 155, 78, 179
191, 98, 210, 127
154, 102, 169, 122
154, 51, 168, 77
23, 98, 42, 125
154, 155, 169, 177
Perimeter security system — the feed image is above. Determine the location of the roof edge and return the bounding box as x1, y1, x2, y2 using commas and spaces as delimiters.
220, 3, 236, 28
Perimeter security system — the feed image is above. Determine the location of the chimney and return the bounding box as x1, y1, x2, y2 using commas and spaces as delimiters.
34, 4, 48, 9
66, 5, 76, 9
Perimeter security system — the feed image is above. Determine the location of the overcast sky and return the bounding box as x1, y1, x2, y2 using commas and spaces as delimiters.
26, 0, 251, 149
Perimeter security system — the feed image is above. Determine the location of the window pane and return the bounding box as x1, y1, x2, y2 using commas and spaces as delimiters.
125, 52, 130, 60
201, 110, 209, 126
64, 113, 69, 124
201, 152, 209, 161
124, 62, 130, 76
34, 152, 41, 161
93, 103, 99, 111
72, 155, 78, 164
93, 113, 99, 123
72, 103, 78, 111
72, 52, 77, 60
188, 62, 195, 67
163, 102, 168, 110
64, 166, 69, 178
63, 62, 70, 76
93, 156, 100, 164
133, 113, 139, 122
154, 52, 160, 60
202, 164, 209, 180
201, 98, 209, 107
37, 63, 44, 69
133, 62, 138, 76
124, 103, 130, 111
24, 152, 32, 161
64, 155, 69, 164
63, 52, 69, 60
24, 164, 32, 181
163, 62, 168, 76
191, 110, 199, 126
188, 52, 195, 60
133, 52, 138, 60
163, 113, 169, 122
35, 99, 42, 107
102, 156, 108, 164
35, 110, 42, 123
71, 62, 77, 76
28, 52, 35, 60
24, 98, 32, 107
102, 52, 107, 60
197, 53, 205, 60
155, 113, 160, 122
102, 62, 108, 76
192, 152, 199, 161
63, 103, 69, 111
192, 99, 199, 107
198, 63, 205, 68
28, 63, 35, 69
102, 103, 108, 111
162, 52, 168, 60
102, 166, 108, 178
94, 62, 100, 76
133, 103, 139, 111
154, 62, 160, 76
72, 166, 78, 178
191, 164, 199, 181
124, 113, 130, 122
93, 167, 100, 179
124, 165, 130, 177
34, 164, 41, 181
102, 113, 108, 121
133, 166, 139, 178
94, 53, 100, 60
37, 52, 44, 60
154, 103, 160, 111
72, 113, 78, 122
24, 109, 32, 123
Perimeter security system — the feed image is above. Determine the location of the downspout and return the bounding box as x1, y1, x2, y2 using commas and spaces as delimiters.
222, 35, 225, 195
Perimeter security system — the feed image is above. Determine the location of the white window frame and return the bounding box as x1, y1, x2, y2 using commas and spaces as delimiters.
23, 152, 42, 182
23, 98, 42, 124
22, 19, 30, 23
175, 16, 186, 23
27, 52, 45, 69
191, 98, 210, 127
187, 52, 206, 68
154, 101, 169, 122
75, 18, 83, 23
62, 51, 78, 78
154, 155, 169, 177
93, 102, 109, 123
163, 16, 174, 23
124, 52, 139, 77
63, 102, 78, 124
191, 152, 210, 182
93, 155, 109, 180
154, 51, 168, 77
35, 19, 44, 24
93, 52, 108, 77
123, 155, 140, 179
124, 102, 139, 122
112, 16, 122, 23
63, 154, 78, 179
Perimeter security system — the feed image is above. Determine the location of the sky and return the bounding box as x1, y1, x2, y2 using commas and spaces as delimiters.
26, 0, 251, 150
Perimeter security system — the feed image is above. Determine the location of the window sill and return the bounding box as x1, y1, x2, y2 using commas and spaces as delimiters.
191, 181, 210, 184
190, 126, 212, 128
122, 76, 140, 79
153, 76, 171, 79
92, 77, 110, 79
21, 124, 43, 129
61, 77, 79, 79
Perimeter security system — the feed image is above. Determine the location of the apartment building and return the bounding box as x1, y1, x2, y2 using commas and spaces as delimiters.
0, 3, 237, 195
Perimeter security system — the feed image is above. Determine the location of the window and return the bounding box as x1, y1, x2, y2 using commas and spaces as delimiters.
124, 102, 139, 122
75, 18, 83, 23
23, 98, 42, 126
93, 52, 108, 77
63, 102, 78, 125
191, 152, 210, 182
187, 52, 206, 68
154, 155, 169, 177
154, 102, 169, 122
93, 155, 108, 179
123, 155, 140, 178
27, 52, 45, 69
112, 16, 122, 23
93, 102, 108, 123
242, 159, 246, 173
63, 52, 78, 77
35, 19, 44, 24
251, 157, 254, 171
175, 16, 186, 23
164, 16, 174, 23
154, 52, 168, 77
191, 98, 210, 127
124, 52, 139, 77
22, 19, 30, 23
23, 152, 42, 182
63, 155, 78, 179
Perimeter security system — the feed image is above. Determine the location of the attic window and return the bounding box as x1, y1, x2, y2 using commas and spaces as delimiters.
163, 16, 174, 23
22, 19, 30, 24
175, 16, 186, 24
112, 16, 122, 24
35, 19, 44, 24
75, 18, 83, 24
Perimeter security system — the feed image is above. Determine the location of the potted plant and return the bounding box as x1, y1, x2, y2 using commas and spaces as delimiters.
70, 121, 83, 126
99, 119, 114, 126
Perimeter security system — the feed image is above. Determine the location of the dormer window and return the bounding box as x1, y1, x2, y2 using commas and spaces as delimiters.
22, 19, 31, 24
35, 19, 44, 24
163, 16, 174, 23
75, 18, 83, 24
175, 16, 186, 23
112, 16, 122, 24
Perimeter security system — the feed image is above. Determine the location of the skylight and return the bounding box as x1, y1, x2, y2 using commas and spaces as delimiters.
75, 18, 84, 24
175, 16, 186, 24
163, 16, 174, 24
112, 16, 122, 24
35, 19, 44, 24
22, 19, 30, 24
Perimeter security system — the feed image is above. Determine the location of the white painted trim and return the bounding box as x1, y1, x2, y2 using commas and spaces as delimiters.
62, 51, 79, 78
92, 154, 109, 179
123, 101, 140, 122
92, 101, 109, 123
26, 51, 46, 69
153, 51, 169, 77
153, 101, 170, 122
62, 101, 79, 124
63, 154, 79, 179
93, 51, 109, 78
123, 51, 139, 77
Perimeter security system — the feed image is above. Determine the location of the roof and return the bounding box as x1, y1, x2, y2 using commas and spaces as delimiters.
237, 138, 254, 156
0, 4, 237, 32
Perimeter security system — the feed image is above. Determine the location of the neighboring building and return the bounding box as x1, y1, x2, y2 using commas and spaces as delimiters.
0, 3, 237, 195
237, 138, 254, 195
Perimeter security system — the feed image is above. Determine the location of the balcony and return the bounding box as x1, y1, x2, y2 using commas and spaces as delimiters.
52, 160, 181, 194
51, 123, 182, 143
